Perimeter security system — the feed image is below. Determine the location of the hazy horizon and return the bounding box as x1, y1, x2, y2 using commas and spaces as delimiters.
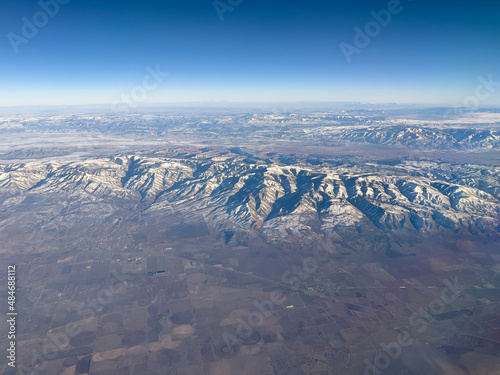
2, 0, 500, 107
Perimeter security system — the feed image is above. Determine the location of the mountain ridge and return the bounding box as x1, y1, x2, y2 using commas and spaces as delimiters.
1, 150, 498, 247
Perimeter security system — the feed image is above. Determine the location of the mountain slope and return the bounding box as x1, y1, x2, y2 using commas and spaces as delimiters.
1, 150, 498, 246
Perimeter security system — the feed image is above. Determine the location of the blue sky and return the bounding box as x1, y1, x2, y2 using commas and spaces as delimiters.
0, 0, 499, 106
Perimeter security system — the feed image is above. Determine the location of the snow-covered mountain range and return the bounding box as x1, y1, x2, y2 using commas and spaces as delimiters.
1, 149, 498, 247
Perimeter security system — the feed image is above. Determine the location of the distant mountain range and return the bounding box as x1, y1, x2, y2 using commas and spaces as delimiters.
1, 112, 499, 151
